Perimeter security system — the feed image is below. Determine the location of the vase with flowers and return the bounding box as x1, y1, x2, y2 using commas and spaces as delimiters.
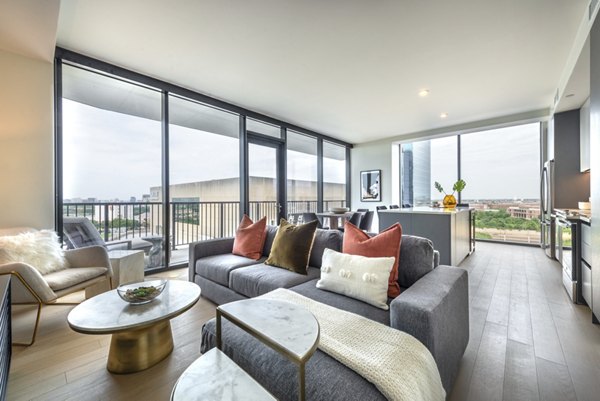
434, 179, 466, 208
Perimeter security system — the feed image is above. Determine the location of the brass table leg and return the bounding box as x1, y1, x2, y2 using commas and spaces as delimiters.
107, 320, 174, 374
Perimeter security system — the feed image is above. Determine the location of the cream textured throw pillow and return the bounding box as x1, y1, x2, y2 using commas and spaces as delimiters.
317, 248, 394, 310
0, 230, 69, 275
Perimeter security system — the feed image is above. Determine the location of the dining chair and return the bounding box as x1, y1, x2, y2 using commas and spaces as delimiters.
359, 211, 374, 232
338, 212, 362, 232
301, 213, 323, 229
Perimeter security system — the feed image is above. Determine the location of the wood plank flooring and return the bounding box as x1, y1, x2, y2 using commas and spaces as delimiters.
448, 242, 600, 401
6, 242, 600, 400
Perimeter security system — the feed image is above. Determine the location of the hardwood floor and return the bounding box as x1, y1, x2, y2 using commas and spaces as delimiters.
6, 243, 600, 400
448, 242, 600, 401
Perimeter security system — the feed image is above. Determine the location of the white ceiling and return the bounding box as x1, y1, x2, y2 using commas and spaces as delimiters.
10, 0, 593, 144
556, 37, 590, 113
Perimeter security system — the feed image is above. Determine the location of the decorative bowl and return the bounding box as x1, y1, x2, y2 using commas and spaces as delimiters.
117, 280, 167, 305
330, 207, 349, 214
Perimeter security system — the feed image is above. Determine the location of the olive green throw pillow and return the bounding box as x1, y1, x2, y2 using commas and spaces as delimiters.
265, 218, 318, 274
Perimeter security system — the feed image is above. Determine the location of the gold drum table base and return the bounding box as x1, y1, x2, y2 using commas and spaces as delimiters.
107, 320, 174, 374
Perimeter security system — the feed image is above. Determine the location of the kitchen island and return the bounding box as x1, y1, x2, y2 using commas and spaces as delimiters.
379, 207, 472, 266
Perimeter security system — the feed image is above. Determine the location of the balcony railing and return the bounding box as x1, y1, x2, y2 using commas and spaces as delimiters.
63, 200, 346, 249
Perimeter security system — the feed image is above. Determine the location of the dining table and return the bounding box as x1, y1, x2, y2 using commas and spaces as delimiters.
315, 211, 354, 230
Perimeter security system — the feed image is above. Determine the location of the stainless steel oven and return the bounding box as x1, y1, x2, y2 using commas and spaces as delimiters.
555, 216, 579, 303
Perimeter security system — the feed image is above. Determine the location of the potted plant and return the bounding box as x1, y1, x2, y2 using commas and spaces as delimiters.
434, 179, 466, 208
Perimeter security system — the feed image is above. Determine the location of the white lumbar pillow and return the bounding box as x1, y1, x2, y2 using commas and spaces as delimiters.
0, 230, 69, 275
317, 248, 394, 310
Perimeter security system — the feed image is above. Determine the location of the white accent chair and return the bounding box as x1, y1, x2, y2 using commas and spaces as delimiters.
0, 227, 113, 346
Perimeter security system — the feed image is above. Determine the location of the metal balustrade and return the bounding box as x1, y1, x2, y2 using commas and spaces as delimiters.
63, 200, 346, 250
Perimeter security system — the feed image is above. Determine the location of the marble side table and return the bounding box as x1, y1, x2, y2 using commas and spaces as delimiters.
171, 299, 319, 401
85, 250, 145, 298
68, 280, 200, 374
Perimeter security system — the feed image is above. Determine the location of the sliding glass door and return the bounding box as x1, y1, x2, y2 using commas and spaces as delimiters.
247, 136, 285, 225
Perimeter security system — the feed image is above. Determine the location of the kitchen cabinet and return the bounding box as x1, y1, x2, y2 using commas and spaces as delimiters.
580, 97, 591, 172
378, 207, 472, 266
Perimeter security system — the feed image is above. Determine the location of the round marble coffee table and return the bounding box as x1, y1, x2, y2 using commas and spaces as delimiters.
67, 280, 200, 374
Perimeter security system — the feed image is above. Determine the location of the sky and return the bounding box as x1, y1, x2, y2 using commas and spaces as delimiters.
63, 99, 344, 200
427, 123, 541, 200
64, 99, 540, 202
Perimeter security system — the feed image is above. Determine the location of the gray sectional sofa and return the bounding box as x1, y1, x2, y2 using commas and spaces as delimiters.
190, 226, 469, 399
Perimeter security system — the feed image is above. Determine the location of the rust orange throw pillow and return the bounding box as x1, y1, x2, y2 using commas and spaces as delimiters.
342, 222, 402, 297
232, 215, 267, 260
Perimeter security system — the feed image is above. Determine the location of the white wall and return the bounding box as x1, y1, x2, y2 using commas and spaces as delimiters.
351, 140, 394, 231
0, 49, 54, 229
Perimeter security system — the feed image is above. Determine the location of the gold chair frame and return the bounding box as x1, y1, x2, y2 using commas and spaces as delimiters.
3, 271, 112, 346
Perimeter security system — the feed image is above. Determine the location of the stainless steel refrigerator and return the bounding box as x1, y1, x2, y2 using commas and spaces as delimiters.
540, 159, 555, 259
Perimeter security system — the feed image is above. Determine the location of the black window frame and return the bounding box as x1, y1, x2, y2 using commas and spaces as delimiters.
54, 48, 352, 271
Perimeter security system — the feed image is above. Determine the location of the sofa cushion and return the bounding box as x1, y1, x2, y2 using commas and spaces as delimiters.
232, 215, 267, 260
317, 249, 394, 310
229, 263, 320, 298
398, 235, 435, 288
44, 267, 108, 291
265, 219, 318, 274
196, 254, 264, 287
343, 223, 402, 298
308, 229, 343, 268
290, 279, 390, 326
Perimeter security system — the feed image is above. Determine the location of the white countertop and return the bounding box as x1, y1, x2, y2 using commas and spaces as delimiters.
379, 207, 472, 215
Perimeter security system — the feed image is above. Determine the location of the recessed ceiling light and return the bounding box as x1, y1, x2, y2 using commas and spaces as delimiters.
440, 112, 448, 118
418, 89, 430, 97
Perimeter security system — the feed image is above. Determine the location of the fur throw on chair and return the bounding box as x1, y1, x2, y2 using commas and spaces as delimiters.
0, 230, 69, 275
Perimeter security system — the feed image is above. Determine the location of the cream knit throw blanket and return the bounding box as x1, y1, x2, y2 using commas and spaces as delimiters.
260, 289, 446, 401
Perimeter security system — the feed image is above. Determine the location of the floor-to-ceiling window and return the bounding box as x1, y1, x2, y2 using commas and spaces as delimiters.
400, 122, 541, 245
168, 95, 240, 265
401, 136, 458, 207
323, 141, 347, 210
461, 123, 541, 244
287, 131, 318, 219
57, 51, 352, 270
62, 64, 166, 268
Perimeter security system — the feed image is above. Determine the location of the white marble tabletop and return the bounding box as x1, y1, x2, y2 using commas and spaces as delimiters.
68, 280, 200, 334
218, 299, 319, 361
171, 348, 276, 401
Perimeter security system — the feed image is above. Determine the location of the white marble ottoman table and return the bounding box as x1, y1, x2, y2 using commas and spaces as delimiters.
68, 280, 200, 374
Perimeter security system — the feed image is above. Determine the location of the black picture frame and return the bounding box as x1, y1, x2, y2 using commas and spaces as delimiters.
360, 170, 381, 202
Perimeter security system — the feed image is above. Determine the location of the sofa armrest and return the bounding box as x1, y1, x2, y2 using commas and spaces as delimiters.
390, 265, 469, 393
188, 237, 235, 281
433, 250, 440, 267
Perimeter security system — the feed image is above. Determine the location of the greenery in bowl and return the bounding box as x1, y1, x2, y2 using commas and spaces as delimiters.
117, 280, 167, 304
434, 179, 466, 196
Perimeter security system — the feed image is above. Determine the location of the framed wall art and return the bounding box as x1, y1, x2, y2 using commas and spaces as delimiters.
360, 169, 381, 202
